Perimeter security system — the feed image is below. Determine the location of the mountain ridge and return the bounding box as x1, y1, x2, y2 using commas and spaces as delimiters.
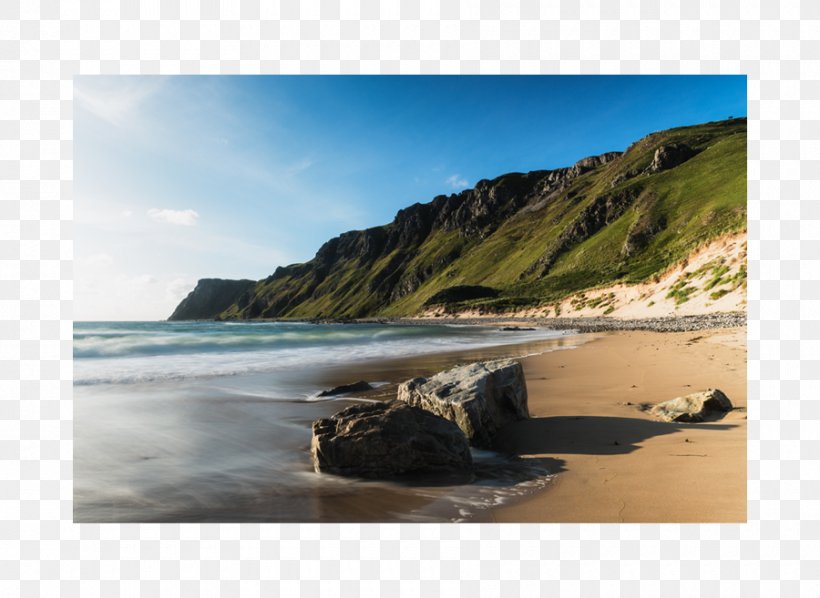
169, 117, 746, 321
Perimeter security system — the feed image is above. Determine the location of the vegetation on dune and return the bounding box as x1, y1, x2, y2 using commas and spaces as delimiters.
662, 256, 747, 307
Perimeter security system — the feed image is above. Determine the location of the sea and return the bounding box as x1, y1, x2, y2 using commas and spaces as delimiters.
74, 320, 581, 522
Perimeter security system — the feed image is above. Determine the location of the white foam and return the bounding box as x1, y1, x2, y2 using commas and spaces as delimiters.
74, 323, 577, 386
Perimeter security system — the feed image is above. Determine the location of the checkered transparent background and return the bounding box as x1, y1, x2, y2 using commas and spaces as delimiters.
1, 0, 818, 595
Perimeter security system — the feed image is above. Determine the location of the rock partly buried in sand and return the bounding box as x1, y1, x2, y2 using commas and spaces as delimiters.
311, 401, 472, 478
317, 380, 373, 397
650, 389, 733, 423
397, 359, 529, 448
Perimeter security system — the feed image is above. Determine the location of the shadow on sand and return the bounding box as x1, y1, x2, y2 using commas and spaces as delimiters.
336, 414, 738, 491
494, 415, 737, 456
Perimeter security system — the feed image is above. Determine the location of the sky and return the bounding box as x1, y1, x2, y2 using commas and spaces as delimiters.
74, 75, 746, 321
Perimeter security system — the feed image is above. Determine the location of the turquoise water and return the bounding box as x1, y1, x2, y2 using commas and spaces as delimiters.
74, 320, 570, 389
74, 321, 579, 522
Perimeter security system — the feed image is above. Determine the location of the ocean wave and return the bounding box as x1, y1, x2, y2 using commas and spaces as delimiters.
73, 322, 470, 358
73, 330, 385, 357
73, 321, 575, 386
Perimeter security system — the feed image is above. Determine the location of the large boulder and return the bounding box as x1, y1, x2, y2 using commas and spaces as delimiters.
311, 401, 472, 478
650, 388, 733, 422
397, 359, 529, 448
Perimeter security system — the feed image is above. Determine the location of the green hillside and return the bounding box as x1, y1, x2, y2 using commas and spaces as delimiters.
172, 118, 746, 321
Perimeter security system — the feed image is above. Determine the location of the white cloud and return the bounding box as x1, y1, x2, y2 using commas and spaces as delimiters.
445, 174, 469, 190
74, 77, 165, 126
147, 208, 199, 226
76, 272, 180, 321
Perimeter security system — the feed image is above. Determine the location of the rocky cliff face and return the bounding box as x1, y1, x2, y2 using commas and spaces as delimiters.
170, 118, 746, 320
218, 152, 622, 319
168, 278, 256, 321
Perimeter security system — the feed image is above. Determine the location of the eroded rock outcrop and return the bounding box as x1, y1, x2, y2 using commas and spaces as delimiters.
526, 185, 642, 277
397, 359, 529, 448
311, 401, 472, 477
569, 151, 622, 177
646, 143, 698, 173
621, 208, 667, 258
650, 388, 733, 422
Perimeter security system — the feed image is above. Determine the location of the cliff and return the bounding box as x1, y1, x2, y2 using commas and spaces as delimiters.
168, 278, 256, 321
170, 117, 746, 320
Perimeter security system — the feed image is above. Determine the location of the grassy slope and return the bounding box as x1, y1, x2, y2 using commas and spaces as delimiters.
383, 120, 745, 315
222, 118, 746, 319
549, 133, 746, 286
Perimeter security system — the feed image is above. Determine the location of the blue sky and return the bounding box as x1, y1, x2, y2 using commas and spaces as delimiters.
74, 75, 746, 320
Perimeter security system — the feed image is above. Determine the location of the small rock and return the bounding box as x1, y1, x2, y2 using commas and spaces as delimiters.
650, 389, 733, 423
317, 380, 374, 397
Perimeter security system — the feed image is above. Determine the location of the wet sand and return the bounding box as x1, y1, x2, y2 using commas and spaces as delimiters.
74, 332, 584, 523
310, 334, 583, 401
487, 327, 747, 523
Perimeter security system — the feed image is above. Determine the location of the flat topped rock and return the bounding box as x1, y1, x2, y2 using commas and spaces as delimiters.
650, 388, 733, 422
311, 401, 472, 478
397, 359, 529, 448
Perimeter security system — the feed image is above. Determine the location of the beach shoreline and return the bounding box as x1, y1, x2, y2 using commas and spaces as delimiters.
480, 326, 747, 523
402, 312, 746, 331
325, 323, 747, 523
235, 311, 746, 333
276, 322, 747, 523
74, 320, 746, 523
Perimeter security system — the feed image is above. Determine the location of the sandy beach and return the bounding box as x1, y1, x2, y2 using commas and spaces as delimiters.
486, 327, 747, 523
74, 320, 745, 523
311, 323, 747, 523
